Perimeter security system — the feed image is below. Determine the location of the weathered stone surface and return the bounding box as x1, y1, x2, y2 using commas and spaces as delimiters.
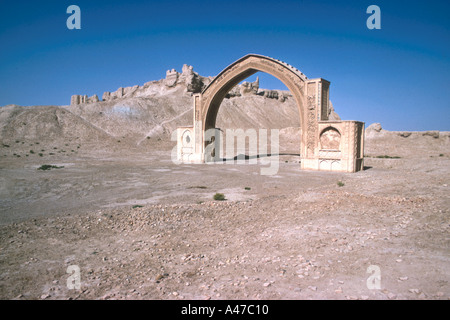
262, 89, 278, 99
240, 77, 259, 95
165, 69, 178, 87
224, 77, 290, 102
88, 95, 99, 103
181, 64, 205, 93
123, 85, 139, 97
163, 64, 207, 93
367, 123, 383, 132
114, 87, 124, 99
70, 94, 90, 105
102, 91, 111, 101
70, 95, 80, 105
225, 86, 241, 98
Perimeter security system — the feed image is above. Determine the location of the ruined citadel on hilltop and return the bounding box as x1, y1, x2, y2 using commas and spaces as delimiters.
70, 64, 291, 106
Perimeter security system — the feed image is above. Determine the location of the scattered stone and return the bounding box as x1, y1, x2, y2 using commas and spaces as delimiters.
387, 292, 397, 300
40, 293, 50, 300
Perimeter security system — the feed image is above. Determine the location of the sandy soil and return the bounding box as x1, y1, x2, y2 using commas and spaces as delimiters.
0, 133, 449, 300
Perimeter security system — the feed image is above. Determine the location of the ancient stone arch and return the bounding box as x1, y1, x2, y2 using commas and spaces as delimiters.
177, 54, 364, 172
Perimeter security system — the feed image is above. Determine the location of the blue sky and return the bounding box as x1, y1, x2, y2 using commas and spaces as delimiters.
0, 0, 449, 131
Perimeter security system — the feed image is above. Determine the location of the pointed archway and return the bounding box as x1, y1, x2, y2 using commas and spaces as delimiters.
177, 54, 364, 172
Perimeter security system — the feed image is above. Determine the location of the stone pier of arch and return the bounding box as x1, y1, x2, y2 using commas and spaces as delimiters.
176, 54, 364, 173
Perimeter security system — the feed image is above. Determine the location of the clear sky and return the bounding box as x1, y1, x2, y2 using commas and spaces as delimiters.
0, 0, 449, 131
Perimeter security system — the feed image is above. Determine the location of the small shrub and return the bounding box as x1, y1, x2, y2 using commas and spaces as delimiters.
439, 154, 444, 157
30, 150, 35, 154
213, 193, 226, 201
132, 205, 143, 209
244, 187, 251, 190
337, 181, 345, 187
2, 144, 10, 148
38, 153, 43, 157
37, 164, 64, 171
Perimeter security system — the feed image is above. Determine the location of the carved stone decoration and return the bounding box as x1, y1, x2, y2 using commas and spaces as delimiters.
320, 127, 341, 150
306, 95, 317, 156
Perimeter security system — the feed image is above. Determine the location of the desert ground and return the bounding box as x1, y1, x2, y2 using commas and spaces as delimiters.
0, 74, 448, 300
0, 128, 448, 300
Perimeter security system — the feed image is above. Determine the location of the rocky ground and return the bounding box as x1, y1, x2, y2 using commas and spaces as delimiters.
0, 72, 448, 300
0, 127, 449, 300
